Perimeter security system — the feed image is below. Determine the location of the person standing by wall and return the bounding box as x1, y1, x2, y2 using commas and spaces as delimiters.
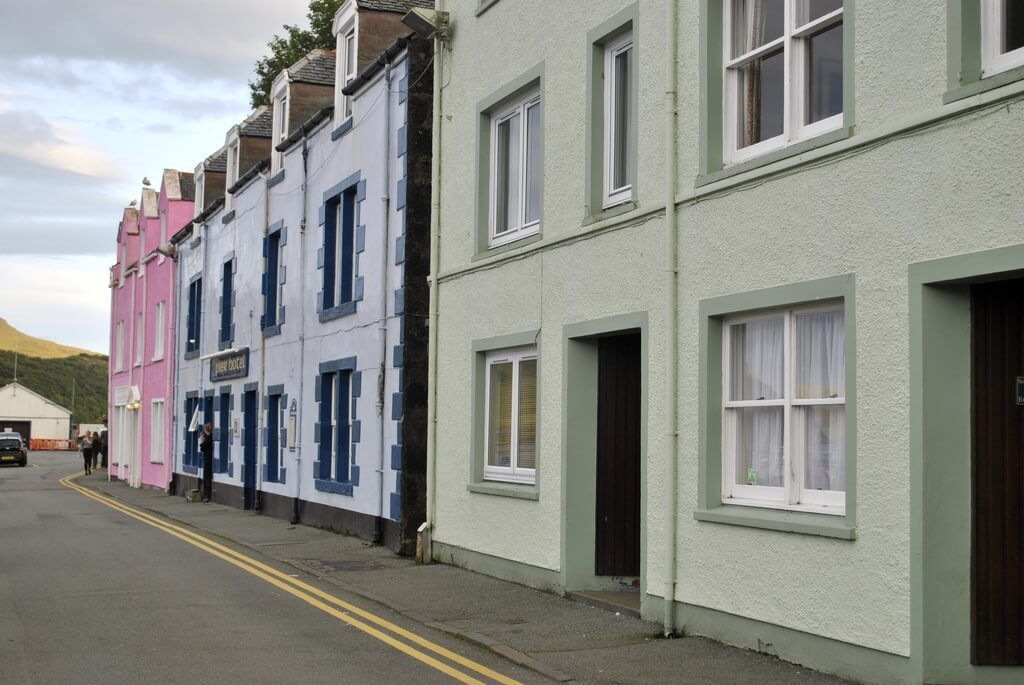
200, 423, 214, 502
99, 425, 108, 468
81, 432, 94, 476
90, 432, 101, 470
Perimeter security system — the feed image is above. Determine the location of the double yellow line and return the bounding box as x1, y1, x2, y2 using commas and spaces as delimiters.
60, 473, 521, 685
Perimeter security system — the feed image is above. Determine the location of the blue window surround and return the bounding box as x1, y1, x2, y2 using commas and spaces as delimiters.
262, 385, 287, 484
313, 356, 360, 496
185, 274, 202, 359
261, 221, 287, 337
214, 388, 232, 475
317, 172, 365, 323
219, 253, 235, 351
182, 392, 199, 473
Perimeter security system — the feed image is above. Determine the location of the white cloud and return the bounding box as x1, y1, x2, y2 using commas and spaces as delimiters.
0, 256, 113, 354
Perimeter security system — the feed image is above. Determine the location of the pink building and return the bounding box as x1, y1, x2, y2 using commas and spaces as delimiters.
108, 171, 193, 489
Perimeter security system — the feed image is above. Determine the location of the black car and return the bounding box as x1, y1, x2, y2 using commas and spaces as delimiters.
0, 432, 27, 467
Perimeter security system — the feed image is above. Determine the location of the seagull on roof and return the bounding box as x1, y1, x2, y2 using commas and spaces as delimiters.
142, 177, 151, 186
129, 199, 137, 207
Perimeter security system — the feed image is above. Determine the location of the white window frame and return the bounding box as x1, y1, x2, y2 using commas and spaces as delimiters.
272, 84, 289, 173
134, 312, 143, 366
343, 29, 357, 119
483, 346, 537, 485
193, 169, 205, 217
724, 0, 844, 165
982, 0, 1024, 76
150, 398, 165, 464
152, 301, 165, 361
159, 210, 167, 263
225, 136, 240, 209
488, 90, 542, 248
115, 321, 125, 371
603, 31, 634, 209
721, 302, 845, 515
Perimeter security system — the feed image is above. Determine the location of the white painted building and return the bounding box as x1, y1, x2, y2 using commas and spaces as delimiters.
0, 382, 71, 441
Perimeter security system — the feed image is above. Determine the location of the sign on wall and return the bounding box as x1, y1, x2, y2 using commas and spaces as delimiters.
210, 348, 250, 382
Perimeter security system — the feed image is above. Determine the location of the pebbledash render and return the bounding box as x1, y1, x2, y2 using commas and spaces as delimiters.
169, 0, 433, 554
425, 1, 1024, 684
108, 172, 193, 489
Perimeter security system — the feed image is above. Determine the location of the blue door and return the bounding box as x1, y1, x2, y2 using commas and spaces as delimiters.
242, 390, 257, 510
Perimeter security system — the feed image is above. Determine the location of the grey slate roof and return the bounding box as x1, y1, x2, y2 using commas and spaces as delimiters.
358, 0, 434, 12
290, 49, 336, 86
205, 148, 228, 173
178, 172, 195, 202
239, 107, 273, 138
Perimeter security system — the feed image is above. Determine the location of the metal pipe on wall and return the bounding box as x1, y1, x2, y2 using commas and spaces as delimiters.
375, 59, 394, 544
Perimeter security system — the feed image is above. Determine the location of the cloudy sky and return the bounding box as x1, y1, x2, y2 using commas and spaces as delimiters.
0, 0, 307, 354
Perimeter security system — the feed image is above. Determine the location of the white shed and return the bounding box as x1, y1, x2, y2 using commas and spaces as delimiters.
0, 382, 72, 441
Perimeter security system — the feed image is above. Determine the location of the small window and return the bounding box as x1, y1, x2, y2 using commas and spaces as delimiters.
324, 189, 356, 311
225, 140, 240, 207
484, 347, 537, 484
116, 321, 125, 371
722, 303, 845, 514
220, 261, 233, 344
194, 170, 205, 216
983, 0, 1024, 76
272, 91, 289, 171
150, 399, 165, 463
159, 211, 168, 248
134, 312, 143, 366
187, 277, 202, 354
264, 231, 282, 329
488, 90, 542, 247
603, 31, 633, 208
319, 371, 352, 483
152, 301, 165, 360
343, 29, 356, 119
725, 0, 844, 164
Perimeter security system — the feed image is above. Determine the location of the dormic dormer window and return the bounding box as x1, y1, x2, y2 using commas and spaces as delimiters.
272, 86, 289, 173
193, 169, 205, 217
333, 3, 357, 128
225, 138, 240, 208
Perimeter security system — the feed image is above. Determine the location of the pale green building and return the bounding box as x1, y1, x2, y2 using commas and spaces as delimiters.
422, 1, 1024, 683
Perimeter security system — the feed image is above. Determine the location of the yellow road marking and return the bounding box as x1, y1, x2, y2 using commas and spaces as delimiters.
60, 474, 522, 685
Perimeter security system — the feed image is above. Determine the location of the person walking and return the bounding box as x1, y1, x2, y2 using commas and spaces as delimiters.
90, 432, 101, 470
200, 422, 214, 502
81, 432, 94, 476
99, 426, 108, 468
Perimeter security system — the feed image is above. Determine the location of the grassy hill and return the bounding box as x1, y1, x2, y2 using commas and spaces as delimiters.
0, 317, 101, 359
0, 351, 108, 425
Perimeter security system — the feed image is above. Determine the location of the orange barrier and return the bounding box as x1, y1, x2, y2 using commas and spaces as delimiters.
29, 439, 76, 451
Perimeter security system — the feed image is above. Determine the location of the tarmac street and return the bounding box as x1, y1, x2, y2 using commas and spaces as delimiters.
0, 452, 536, 685
0, 452, 852, 684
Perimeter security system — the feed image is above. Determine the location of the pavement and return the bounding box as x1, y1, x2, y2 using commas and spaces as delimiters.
48, 451, 859, 685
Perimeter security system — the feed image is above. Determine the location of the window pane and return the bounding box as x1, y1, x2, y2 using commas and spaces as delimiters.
794, 308, 844, 399
796, 0, 842, 26
517, 358, 537, 470
495, 114, 521, 234
346, 34, 356, 76
732, 406, 784, 487
732, 0, 784, 57
487, 362, 514, 467
524, 104, 541, 224
806, 22, 843, 124
1006, 0, 1024, 53
729, 316, 784, 400
737, 49, 784, 148
613, 47, 632, 190
801, 405, 845, 491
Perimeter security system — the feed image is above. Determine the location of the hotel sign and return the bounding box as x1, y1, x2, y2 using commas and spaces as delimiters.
210, 348, 250, 382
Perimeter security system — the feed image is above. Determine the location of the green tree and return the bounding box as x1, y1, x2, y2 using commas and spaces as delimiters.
249, 0, 343, 108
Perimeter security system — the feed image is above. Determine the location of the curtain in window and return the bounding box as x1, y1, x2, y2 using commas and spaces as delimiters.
517, 359, 537, 470
731, 317, 784, 486
795, 308, 845, 491
487, 362, 513, 467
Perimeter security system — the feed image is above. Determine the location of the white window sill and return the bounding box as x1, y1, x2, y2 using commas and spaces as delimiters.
151, 355, 164, 363
468, 481, 539, 500
721, 496, 844, 517
489, 224, 541, 250
695, 504, 855, 540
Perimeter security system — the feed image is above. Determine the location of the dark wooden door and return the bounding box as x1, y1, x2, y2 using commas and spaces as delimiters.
972, 278, 1024, 665
595, 333, 641, 577
242, 390, 257, 511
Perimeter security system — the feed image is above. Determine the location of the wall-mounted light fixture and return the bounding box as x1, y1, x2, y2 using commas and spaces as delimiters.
402, 8, 450, 41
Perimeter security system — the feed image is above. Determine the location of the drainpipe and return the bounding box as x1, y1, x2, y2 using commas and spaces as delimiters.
374, 59, 394, 545
256, 171, 269, 512
423, 0, 445, 559
662, 0, 680, 638
293, 138, 310, 525
170, 228, 186, 493
166, 243, 178, 493
200, 215, 210, 493
137, 244, 148, 489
